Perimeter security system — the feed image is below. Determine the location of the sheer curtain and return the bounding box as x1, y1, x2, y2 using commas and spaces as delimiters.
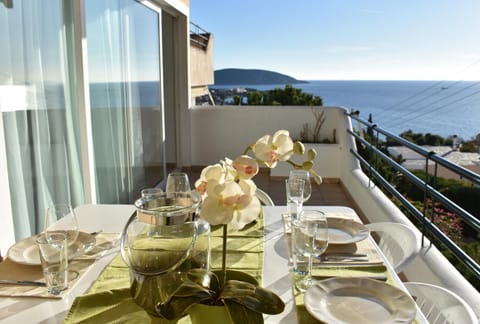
0, 0, 166, 246
86, 0, 164, 203
0, 1, 84, 240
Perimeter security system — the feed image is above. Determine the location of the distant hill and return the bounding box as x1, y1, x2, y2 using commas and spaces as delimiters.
214, 68, 307, 85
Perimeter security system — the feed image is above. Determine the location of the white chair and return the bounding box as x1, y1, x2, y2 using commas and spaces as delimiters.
366, 222, 421, 273
404, 282, 478, 324
255, 188, 275, 206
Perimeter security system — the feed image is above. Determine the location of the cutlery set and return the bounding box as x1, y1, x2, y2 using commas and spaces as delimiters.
318, 253, 368, 262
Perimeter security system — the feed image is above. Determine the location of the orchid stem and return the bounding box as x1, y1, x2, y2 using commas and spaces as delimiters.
222, 224, 228, 287
242, 144, 254, 156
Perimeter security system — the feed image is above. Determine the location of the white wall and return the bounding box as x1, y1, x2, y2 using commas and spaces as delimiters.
188, 106, 343, 167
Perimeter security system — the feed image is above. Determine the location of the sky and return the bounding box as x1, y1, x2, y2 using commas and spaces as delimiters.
190, 0, 480, 81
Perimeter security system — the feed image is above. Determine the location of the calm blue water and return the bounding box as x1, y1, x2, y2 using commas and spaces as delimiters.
211, 80, 480, 140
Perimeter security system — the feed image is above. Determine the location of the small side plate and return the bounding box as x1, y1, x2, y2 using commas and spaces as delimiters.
326, 217, 369, 244
7, 232, 96, 265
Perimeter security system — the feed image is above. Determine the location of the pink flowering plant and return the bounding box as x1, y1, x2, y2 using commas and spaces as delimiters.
156, 130, 321, 323
412, 199, 464, 243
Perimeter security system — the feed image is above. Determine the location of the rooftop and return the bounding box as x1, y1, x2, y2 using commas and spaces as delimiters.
388, 145, 480, 180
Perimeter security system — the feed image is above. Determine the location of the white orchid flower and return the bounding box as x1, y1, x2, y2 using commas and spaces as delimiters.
221, 158, 238, 182
194, 163, 225, 195
232, 155, 259, 180
200, 178, 261, 230
195, 129, 320, 231
252, 130, 294, 168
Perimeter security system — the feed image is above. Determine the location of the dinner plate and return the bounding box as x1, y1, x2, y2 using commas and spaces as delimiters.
304, 277, 416, 324
7, 232, 96, 265
327, 217, 369, 244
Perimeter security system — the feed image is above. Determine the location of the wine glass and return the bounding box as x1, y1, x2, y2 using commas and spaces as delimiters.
44, 204, 79, 247
293, 210, 328, 292
165, 172, 208, 269
289, 170, 312, 203
166, 172, 191, 194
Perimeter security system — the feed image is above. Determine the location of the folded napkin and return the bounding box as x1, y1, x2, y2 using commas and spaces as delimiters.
282, 212, 356, 234
73, 233, 120, 260
0, 233, 119, 299
0, 257, 94, 299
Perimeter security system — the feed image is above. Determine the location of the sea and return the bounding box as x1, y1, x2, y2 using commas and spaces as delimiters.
211, 80, 480, 140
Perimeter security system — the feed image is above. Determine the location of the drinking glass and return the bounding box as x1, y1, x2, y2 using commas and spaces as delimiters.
36, 233, 68, 295
166, 172, 191, 194
289, 170, 312, 203
286, 178, 305, 221
44, 204, 79, 246
293, 210, 328, 292
141, 187, 163, 199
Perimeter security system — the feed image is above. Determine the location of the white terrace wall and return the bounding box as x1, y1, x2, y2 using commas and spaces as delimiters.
188, 106, 350, 173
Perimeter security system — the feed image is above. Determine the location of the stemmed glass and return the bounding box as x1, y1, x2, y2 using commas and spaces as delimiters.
166, 171, 202, 218
288, 170, 312, 219
166, 172, 191, 194
44, 204, 79, 246
293, 210, 328, 292
165, 171, 210, 270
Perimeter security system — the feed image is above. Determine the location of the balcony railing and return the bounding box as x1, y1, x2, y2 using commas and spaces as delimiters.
190, 21, 210, 50
348, 111, 480, 281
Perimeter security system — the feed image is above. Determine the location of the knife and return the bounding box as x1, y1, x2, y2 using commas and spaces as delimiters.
0, 279, 47, 287
318, 253, 369, 261
324, 253, 367, 257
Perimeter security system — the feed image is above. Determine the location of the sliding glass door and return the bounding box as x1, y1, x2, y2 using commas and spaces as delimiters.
85, 0, 166, 203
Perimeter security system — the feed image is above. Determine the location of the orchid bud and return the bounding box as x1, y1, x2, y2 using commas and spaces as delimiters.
293, 141, 305, 155
307, 148, 317, 161
302, 160, 314, 170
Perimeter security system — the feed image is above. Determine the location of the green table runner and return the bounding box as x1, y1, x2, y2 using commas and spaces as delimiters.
64, 217, 264, 323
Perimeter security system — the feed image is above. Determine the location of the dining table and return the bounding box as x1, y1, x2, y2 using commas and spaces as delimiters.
0, 204, 428, 323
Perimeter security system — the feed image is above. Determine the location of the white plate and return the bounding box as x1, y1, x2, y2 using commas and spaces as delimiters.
305, 278, 416, 324
7, 232, 96, 265
327, 217, 369, 244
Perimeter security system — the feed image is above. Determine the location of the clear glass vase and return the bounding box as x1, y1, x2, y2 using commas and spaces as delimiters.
120, 192, 210, 315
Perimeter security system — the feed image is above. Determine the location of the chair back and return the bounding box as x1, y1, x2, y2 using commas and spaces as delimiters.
366, 222, 420, 273
255, 188, 275, 206
405, 282, 478, 324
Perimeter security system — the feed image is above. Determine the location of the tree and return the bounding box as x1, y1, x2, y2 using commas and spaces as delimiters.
244, 85, 323, 106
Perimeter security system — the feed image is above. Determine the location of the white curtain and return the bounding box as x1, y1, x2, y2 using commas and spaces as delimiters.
0, 0, 165, 243
86, 0, 163, 203
0, 1, 84, 239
